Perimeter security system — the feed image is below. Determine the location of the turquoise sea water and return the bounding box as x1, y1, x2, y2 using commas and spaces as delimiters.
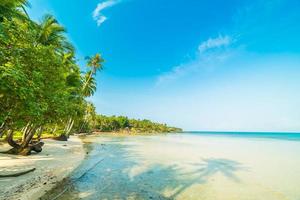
187, 131, 300, 141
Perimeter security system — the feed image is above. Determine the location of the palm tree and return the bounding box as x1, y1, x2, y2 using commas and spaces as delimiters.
36, 14, 74, 52
82, 53, 104, 92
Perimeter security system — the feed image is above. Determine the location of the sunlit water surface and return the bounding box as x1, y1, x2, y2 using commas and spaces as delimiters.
42, 132, 300, 200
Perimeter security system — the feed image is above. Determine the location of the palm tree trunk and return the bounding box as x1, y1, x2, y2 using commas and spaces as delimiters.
82, 70, 94, 92
37, 126, 43, 140
6, 126, 44, 156
7, 129, 20, 149
21, 126, 37, 148
63, 118, 71, 134
21, 122, 31, 142
0, 122, 6, 138
66, 119, 74, 136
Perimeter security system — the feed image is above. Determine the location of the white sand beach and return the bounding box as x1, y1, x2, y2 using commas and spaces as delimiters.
0, 136, 84, 200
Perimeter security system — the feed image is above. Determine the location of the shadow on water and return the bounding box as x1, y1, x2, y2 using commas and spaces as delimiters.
42, 137, 246, 200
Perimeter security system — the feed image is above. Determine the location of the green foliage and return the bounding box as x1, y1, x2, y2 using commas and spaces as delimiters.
0, 1, 103, 140
0, 0, 29, 23
94, 115, 182, 133
0, 16, 82, 127
82, 71, 97, 97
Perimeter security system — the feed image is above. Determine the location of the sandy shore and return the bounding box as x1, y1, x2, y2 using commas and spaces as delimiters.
0, 136, 85, 200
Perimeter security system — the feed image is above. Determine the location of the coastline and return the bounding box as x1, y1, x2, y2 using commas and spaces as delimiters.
0, 136, 85, 200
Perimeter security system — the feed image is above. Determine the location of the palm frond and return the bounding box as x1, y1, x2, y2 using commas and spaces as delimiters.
82, 71, 97, 97
0, 0, 30, 21
37, 14, 72, 52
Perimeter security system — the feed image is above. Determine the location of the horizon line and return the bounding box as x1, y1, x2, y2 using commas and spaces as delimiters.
182, 130, 300, 134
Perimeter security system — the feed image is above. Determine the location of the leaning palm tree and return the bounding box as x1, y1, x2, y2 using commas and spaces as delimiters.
82, 53, 104, 91
36, 14, 74, 53
77, 55, 103, 134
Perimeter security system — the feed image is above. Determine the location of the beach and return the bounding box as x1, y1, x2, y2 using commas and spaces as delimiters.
42, 133, 300, 200
3, 1, 300, 199
0, 136, 85, 200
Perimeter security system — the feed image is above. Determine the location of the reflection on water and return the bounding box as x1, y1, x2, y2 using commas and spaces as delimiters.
42, 134, 300, 200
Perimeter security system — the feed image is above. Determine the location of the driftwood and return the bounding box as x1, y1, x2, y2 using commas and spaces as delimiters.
5, 142, 44, 156
0, 168, 36, 178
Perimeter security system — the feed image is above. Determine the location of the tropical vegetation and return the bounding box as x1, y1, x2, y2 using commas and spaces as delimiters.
0, 0, 103, 155
93, 115, 182, 133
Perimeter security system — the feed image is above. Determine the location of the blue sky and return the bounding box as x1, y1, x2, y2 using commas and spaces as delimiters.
28, 0, 300, 132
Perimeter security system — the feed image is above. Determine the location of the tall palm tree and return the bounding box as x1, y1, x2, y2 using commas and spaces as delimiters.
36, 14, 74, 52
82, 53, 104, 92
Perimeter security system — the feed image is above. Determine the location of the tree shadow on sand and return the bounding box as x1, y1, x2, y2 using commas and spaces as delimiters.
42, 138, 247, 200
169, 158, 246, 199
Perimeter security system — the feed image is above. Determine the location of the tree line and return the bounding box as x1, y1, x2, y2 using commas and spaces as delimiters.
92, 115, 182, 133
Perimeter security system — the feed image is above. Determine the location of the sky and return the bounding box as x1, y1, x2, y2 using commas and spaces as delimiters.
27, 0, 300, 132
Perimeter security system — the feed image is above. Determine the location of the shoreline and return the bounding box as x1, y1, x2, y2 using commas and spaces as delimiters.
0, 136, 85, 200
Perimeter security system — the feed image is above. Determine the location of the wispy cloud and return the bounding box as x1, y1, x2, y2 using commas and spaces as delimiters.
156, 64, 190, 85
156, 35, 233, 85
93, 0, 120, 26
198, 35, 231, 53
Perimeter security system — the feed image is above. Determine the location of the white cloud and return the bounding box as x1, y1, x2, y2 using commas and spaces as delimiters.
198, 35, 231, 53
156, 35, 233, 85
93, 0, 120, 26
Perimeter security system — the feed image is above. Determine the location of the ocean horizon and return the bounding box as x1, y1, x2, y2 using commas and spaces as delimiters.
184, 131, 300, 141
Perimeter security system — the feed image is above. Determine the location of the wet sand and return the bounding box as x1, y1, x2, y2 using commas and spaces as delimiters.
0, 136, 84, 200
43, 133, 300, 200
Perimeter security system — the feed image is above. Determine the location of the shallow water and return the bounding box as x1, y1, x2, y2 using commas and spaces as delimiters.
43, 132, 300, 200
